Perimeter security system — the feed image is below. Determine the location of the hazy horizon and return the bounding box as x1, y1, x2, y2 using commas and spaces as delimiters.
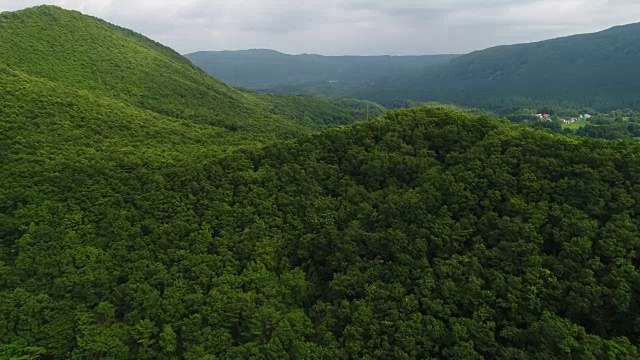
184, 48, 465, 56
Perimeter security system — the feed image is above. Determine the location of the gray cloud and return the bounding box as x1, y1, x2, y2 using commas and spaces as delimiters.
2, 0, 640, 55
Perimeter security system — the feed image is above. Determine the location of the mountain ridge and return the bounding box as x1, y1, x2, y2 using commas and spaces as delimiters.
185, 49, 458, 91
187, 21, 640, 111
337, 21, 640, 110
0, 5, 384, 142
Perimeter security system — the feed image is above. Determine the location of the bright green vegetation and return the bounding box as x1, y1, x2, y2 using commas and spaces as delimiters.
561, 122, 587, 130
0, 6, 382, 140
185, 49, 458, 97
572, 109, 640, 139
263, 95, 384, 127
505, 107, 640, 140
3, 5, 640, 360
0, 6, 269, 135
0, 5, 385, 228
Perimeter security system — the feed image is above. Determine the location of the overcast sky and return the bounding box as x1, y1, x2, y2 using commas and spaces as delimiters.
2, 0, 640, 55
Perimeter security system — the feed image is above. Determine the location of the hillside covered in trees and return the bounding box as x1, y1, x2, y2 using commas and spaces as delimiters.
0, 6, 383, 144
3, 5, 640, 360
4, 103, 640, 358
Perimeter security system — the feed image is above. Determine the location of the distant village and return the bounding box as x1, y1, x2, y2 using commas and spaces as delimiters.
533, 113, 592, 124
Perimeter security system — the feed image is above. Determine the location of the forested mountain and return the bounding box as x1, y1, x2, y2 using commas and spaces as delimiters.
189, 24, 640, 111
359, 22, 640, 111
0, 6, 383, 141
185, 49, 458, 95
3, 5, 640, 360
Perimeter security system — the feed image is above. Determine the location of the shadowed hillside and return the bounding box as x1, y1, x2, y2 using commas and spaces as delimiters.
186, 49, 458, 97
357, 23, 640, 111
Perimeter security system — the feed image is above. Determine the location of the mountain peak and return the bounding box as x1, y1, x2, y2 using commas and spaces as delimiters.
0, 5, 267, 129
4, 4, 71, 16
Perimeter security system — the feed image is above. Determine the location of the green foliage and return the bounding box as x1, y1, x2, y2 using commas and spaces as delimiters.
0, 343, 46, 360
263, 94, 385, 127
0, 6, 260, 128
0, 5, 382, 141
4, 104, 640, 358
3, 5, 640, 360
510, 107, 640, 140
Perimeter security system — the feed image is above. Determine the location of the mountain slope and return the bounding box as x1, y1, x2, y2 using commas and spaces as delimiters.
0, 6, 382, 138
0, 6, 258, 128
185, 49, 458, 94
360, 23, 640, 110
0, 5, 388, 217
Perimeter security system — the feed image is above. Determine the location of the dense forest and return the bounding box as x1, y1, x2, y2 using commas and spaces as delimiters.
4, 104, 640, 359
190, 23, 640, 112
3, 5, 640, 360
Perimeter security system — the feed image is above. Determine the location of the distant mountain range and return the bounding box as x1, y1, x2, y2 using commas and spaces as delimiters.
185, 49, 458, 93
188, 24, 640, 111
